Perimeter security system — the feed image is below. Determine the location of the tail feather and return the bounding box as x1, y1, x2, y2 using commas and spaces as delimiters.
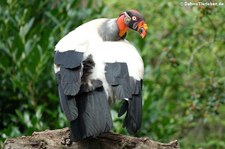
70, 86, 113, 140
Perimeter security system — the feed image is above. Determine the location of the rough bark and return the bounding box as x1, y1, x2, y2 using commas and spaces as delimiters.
3, 128, 179, 149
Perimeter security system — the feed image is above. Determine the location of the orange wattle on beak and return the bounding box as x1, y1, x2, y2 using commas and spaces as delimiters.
137, 21, 148, 38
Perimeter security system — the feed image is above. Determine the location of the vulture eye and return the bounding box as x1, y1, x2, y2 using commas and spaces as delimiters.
132, 16, 137, 21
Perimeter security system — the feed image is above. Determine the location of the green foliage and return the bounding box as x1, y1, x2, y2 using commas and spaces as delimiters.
1, 0, 225, 148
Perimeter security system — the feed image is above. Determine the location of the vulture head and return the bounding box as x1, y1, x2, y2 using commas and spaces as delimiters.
117, 10, 148, 38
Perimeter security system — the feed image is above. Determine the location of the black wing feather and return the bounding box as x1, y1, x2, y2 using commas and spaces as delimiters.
56, 73, 78, 121
105, 63, 132, 99
60, 66, 82, 96
55, 51, 113, 140
54, 50, 83, 68
105, 62, 143, 134
123, 80, 142, 134
54, 51, 83, 121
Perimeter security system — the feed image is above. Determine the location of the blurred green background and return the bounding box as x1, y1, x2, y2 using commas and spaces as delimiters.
0, 0, 225, 148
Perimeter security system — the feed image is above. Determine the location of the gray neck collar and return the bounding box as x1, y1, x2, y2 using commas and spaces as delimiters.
98, 19, 126, 41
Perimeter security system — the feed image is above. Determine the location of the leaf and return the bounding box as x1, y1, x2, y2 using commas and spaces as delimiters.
19, 17, 35, 42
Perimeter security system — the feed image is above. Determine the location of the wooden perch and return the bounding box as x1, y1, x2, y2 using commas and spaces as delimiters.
3, 128, 179, 149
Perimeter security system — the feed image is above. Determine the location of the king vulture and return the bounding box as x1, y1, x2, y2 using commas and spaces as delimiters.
54, 10, 148, 141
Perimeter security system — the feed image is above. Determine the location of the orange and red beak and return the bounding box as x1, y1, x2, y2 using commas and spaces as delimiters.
137, 21, 148, 38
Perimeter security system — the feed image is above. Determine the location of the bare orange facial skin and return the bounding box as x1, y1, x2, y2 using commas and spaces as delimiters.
137, 21, 148, 38
117, 15, 129, 37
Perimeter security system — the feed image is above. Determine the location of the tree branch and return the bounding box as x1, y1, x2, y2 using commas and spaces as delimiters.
3, 128, 179, 149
